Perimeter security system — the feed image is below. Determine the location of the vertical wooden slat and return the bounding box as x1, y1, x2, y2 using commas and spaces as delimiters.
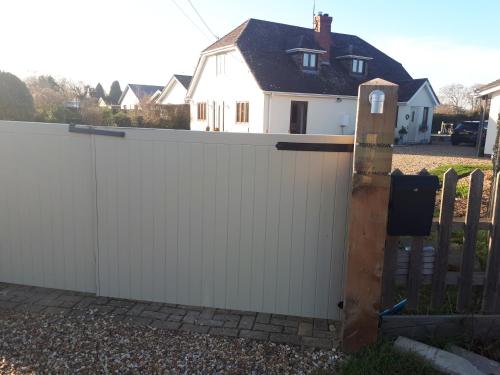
381, 236, 400, 308
482, 174, 500, 313
407, 236, 424, 310
406, 169, 430, 310
457, 169, 484, 312
431, 168, 458, 309
381, 169, 403, 309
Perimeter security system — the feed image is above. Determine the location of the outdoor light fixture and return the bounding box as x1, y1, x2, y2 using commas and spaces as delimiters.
369, 89, 385, 114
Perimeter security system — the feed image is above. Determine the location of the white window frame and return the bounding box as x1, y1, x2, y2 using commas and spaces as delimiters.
236, 101, 249, 123
352, 59, 364, 74
216, 54, 226, 76
303, 53, 317, 70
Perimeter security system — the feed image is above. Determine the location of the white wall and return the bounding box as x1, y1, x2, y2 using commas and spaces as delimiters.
157, 80, 187, 105
485, 92, 500, 155
267, 94, 358, 135
395, 85, 435, 143
120, 87, 139, 110
189, 49, 265, 133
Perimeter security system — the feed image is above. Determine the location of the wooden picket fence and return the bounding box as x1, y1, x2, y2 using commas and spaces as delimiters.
381, 168, 500, 314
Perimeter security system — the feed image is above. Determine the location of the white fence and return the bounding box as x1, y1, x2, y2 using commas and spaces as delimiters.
0, 121, 354, 319
0, 122, 96, 293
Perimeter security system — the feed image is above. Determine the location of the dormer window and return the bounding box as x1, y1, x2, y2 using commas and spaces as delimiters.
352, 59, 364, 74
303, 53, 317, 70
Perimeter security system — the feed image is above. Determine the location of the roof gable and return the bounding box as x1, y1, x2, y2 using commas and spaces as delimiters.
399, 79, 439, 105
128, 84, 164, 100
174, 75, 193, 90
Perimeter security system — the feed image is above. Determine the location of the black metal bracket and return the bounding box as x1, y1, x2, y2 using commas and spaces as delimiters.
276, 142, 353, 152
69, 124, 126, 138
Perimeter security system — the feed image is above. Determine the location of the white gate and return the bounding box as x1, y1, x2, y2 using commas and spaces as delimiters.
0, 122, 96, 293
0, 121, 353, 319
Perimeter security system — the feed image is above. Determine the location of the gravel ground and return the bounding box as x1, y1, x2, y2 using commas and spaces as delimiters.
0, 308, 341, 374
392, 144, 490, 174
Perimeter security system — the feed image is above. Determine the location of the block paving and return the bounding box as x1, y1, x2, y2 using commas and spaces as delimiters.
0, 282, 340, 349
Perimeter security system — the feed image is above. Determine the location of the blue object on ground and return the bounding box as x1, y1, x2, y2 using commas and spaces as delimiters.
379, 299, 408, 316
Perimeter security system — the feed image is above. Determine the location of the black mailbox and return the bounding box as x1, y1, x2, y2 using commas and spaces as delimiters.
387, 174, 440, 236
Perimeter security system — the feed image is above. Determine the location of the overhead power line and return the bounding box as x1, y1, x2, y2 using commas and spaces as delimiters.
184, 0, 219, 40
170, 0, 213, 42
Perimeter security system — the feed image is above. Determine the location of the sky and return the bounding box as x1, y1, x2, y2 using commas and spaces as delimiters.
1, 0, 499, 93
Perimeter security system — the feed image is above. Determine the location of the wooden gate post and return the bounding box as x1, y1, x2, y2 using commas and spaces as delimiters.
341, 78, 399, 353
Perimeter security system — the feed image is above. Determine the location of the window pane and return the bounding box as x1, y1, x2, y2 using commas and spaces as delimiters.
310, 54, 316, 67
303, 53, 309, 67
358, 60, 364, 73
352, 59, 358, 72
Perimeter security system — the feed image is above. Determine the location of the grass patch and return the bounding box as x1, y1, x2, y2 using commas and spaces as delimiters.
428, 164, 491, 184
429, 163, 491, 199
338, 340, 443, 375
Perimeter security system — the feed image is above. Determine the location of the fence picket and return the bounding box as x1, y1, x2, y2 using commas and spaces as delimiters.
482, 174, 500, 313
457, 169, 484, 312
406, 169, 430, 310
431, 168, 458, 309
407, 236, 424, 310
382, 236, 400, 309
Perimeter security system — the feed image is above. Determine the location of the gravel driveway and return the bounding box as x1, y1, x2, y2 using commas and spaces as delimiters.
392, 144, 491, 174
0, 308, 341, 374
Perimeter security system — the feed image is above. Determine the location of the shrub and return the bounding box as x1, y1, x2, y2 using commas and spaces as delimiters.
113, 111, 132, 127
0, 71, 35, 121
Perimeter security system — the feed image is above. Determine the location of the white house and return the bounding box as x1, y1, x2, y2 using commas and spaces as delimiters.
156, 75, 192, 105
186, 14, 439, 140
118, 84, 164, 110
477, 79, 500, 156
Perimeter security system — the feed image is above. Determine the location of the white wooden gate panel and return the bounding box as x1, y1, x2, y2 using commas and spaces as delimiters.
0, 122, 96, 293
95, 129, 353, 319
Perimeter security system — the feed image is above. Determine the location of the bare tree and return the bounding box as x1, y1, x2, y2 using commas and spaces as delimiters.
438, 84, 471, 113
438, 83, 485, 114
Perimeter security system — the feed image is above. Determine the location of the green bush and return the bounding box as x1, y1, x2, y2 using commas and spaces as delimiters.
0, 71, 35, 121
113, 112, 132, 127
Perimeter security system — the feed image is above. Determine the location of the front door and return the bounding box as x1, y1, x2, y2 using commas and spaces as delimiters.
408, 107, 419, 143
211, 101, 225, 131
290, 101, 308, 134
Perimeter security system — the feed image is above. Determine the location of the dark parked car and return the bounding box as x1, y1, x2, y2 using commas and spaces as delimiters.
451, 121, 488, 146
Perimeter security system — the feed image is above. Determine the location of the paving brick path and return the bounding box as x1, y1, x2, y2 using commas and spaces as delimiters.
0, 283, 340, 349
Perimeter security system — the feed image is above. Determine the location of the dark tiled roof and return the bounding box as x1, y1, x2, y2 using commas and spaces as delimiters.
203, 20, 249, 52
204, 18, 433, 100
398, 79, 430, 102
128, 84, 164, 100
174, 75, 193, 90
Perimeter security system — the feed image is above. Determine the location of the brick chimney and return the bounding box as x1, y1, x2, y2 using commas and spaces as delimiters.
314, 12, 333, 65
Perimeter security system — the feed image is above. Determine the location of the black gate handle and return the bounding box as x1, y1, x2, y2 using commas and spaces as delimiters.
69, 124, 126, 138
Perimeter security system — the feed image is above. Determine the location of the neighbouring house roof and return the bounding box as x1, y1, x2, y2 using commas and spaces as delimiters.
477, 79, 500, 97
198, 18, 436, 102
398, 78, 440, 104
173, 75, 193, 90
156, 75, 193, 104
118, 84, 164, 105
128, 84, 164, 99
